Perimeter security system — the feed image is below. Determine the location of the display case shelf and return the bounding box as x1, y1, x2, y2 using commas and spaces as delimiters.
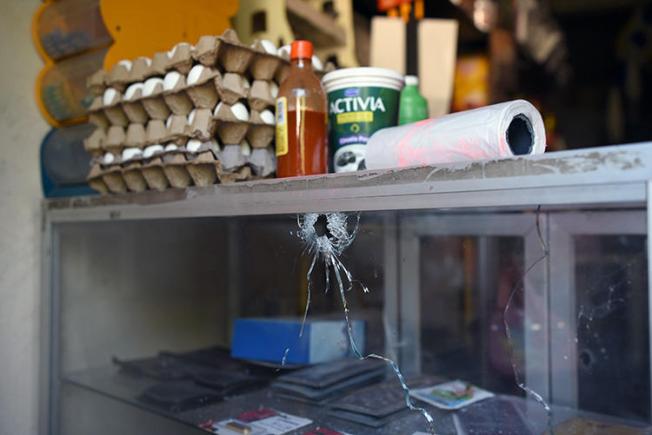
63, 365, 651, 435
63, 366, 457, 434
45, 143, 652, 223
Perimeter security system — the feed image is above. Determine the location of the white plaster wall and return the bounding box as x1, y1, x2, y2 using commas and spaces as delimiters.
0, 1, 48, 434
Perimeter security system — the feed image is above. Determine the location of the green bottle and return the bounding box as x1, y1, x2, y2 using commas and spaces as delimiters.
398, 75, 429, 125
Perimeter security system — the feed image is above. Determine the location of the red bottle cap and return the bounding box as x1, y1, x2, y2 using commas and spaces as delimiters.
290, 40, 313, 60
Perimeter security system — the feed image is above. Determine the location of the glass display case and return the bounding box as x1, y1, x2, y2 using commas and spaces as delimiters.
41, 143, 652, 435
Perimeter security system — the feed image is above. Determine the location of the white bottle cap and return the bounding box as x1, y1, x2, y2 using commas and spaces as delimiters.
405, 75, 419, 86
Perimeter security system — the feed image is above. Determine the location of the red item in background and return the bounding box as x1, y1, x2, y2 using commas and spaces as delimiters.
290, 40, 313, 60
237, 408, 278, 422
377, 0, 409, 12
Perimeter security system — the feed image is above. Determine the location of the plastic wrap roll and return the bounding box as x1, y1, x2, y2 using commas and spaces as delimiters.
365, 99, 546, 170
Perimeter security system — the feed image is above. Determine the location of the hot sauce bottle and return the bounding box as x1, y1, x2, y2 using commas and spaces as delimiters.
275, 40, 328, 177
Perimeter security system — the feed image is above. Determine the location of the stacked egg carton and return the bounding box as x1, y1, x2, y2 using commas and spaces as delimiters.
83, 29, 287, 194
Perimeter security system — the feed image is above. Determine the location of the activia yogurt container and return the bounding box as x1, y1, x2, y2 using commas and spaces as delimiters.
322, 67, 404, 172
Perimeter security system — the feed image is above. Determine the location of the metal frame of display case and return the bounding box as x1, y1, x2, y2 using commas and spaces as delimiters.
40, 143, 652, 434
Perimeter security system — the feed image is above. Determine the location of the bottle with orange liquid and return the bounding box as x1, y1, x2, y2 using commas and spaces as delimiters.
275, 40, 328, 177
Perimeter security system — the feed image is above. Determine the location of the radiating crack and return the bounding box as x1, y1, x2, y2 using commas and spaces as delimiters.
503, 205, 554, 433
292, 212, 437, 434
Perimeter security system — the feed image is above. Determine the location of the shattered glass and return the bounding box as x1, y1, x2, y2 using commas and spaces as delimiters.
56, 206, 650, 434
280, 207, 649, 433
574, 235, 649, 421
295, 212, 436, 433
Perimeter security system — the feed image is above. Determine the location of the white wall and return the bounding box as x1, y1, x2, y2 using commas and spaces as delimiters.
0, 1, 49, 434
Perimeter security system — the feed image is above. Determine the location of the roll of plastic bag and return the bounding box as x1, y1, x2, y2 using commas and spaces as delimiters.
365, 99, 546, 169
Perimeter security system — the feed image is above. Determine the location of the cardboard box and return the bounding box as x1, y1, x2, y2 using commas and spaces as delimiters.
370, 17, 458, 117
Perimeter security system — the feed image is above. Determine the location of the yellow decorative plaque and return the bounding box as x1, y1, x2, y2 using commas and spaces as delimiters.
100, 0, 238, 69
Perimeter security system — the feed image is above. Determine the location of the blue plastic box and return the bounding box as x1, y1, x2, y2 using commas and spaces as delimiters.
231, 318, 366, 365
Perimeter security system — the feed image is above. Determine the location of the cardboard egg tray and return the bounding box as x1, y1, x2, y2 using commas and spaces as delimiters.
84, 130, 275, 193
83, 28, 287, 194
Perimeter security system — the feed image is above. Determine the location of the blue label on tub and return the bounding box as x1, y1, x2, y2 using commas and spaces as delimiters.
344, 87, 360, 97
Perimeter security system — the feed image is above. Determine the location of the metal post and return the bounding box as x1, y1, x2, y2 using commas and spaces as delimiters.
647, 180, 652, 422
476, 236, 497, 388
39, 212, 60, 435
383, 213, 400, 362
524, 211, 552, 413
399, 216, 422, 375
226, 220, 241, 343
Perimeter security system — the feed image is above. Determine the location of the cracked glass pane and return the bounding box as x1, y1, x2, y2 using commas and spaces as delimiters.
56, 207, 650, 435
574, 235, 649, 421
